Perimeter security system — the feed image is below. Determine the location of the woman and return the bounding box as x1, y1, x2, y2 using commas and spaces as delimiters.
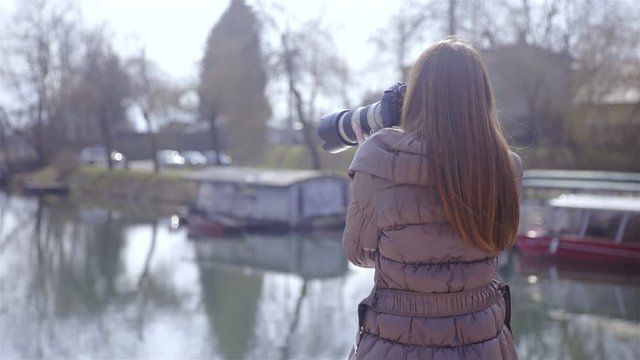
344, 38, 523, 359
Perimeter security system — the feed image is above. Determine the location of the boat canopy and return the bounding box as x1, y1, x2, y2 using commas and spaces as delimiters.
524, 169, 640, 182
523, 169, 640, 193
549, 194, 640, 213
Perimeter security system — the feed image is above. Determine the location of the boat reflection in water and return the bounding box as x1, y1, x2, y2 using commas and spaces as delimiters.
190, 231, 353, 360
191, 231, 349, 279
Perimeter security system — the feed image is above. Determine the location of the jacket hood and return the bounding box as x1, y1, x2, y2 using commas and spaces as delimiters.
348, 128, 434, 186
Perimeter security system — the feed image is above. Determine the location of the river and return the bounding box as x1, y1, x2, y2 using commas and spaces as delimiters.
0, 192, 638, 359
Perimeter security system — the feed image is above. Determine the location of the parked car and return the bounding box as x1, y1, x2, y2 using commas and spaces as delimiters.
80, 147, 127, 168
156, 150, 185, 167
182, 151, 207, 167
203, 150, 232, 166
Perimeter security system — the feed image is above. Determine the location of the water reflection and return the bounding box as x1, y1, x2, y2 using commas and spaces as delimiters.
192, 232, 351, 359
0, 193, 207, 359
505, 252, 640, 360
0, 192, 638, 360
199, 267, 262, 360
192, 232, 349, 279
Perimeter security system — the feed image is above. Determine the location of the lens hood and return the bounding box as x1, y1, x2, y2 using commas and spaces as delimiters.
318, 110, 356, 153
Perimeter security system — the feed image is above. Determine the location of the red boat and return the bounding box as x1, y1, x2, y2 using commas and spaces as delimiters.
517, 194, 640, 268
184, 209, 246, 238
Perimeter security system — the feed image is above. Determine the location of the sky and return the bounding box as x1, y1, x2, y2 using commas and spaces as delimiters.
79, 0, 231, 82
77, 0, 401, 84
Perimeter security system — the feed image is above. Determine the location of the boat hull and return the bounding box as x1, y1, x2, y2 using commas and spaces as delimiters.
517, 235, 640, 267
186, 214, 245, 238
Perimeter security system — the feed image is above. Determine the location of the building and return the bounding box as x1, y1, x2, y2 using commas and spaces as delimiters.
483, 44, 572, 145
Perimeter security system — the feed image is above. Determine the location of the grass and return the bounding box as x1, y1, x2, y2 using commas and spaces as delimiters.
262, 142, 638, 174
17, 166, 60, 184
517, 145, 639, 172
260, 144, 357, 176
74, 165, 188, 183
67, 166, 197, 205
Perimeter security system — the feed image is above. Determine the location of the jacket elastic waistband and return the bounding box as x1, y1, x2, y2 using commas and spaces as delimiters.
367, 280, 504, 317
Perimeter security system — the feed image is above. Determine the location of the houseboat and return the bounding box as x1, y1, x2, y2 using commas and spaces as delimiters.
517, 193, 640, 269
181, 167, 351, 234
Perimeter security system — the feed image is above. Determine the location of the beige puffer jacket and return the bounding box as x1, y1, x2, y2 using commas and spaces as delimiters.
343, 128, 523, 360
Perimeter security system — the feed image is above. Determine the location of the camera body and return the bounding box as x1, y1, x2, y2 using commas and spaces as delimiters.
317, 83, 406, 153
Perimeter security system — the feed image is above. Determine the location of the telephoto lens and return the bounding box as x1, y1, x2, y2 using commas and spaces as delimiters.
317, 102, 382, 153
317, 83, 406, 153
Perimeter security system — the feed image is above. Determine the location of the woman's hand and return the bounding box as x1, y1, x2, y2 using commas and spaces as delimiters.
352, 120, 366, 145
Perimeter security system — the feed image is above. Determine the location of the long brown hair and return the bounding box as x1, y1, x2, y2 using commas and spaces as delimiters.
401, 38, 519, 254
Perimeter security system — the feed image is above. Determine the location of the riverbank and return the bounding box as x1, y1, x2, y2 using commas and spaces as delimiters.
10, 166, 197, 206
5, 145, 354, 207
7, 142, 636, 208
71, 167, 197, 204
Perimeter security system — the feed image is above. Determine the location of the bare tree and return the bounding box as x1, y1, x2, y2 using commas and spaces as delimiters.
370, 1, 433, 81
566, 0, 639, 103
275, 21, 351, 170
448, 0, 458, 35
127, 50, 163, 173
1, 0, 139, 169
0, 0, 78, 165
79, 29, 131, 170
486, 0, 639, 104
0, 107, 10, 171
280, 31, 321, 170
254, 0, 352, 170
369, 0, 501, 80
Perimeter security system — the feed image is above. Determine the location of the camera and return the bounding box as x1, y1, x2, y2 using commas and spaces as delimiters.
317, 83, 406, 153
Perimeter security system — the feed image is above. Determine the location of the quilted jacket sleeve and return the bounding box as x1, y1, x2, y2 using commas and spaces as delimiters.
342, 171, 381, 268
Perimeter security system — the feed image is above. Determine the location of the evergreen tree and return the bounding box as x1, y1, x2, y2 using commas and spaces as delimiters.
199, 0, 271, 165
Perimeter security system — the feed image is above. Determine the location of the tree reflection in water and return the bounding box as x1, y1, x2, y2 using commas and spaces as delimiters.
198, 266, 263, 360
0, 194, 193, 358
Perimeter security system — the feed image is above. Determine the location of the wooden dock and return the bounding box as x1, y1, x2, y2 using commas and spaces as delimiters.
21, 181, 70, 195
